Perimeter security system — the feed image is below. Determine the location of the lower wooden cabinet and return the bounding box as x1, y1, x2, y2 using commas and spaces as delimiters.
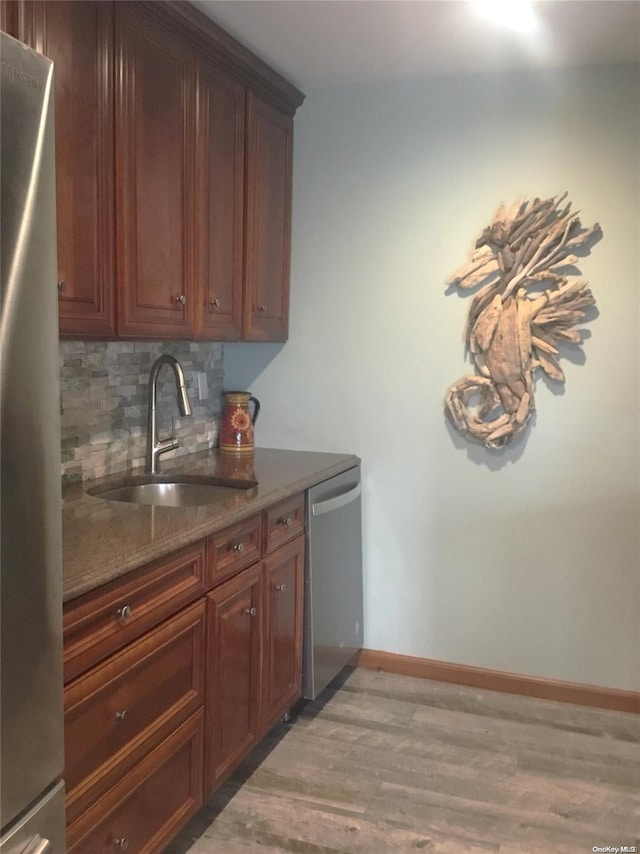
63, 500, 306, 851
64, 600, 206, 823
204, 534, 304, 797
62, 541, 205, 683
261, 536, 304, 735
205, 563, 263, 795
66, 709, 204, 854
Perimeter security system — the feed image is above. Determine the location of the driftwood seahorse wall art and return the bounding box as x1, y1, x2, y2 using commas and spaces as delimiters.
444, 193, 601, 450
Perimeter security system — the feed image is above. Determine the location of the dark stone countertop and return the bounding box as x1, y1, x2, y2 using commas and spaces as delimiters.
62, 446, 360, 602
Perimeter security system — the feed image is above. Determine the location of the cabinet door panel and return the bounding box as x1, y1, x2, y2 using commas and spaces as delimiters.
262, 536, 304, 733
205, 564, 262, 796
64, 600, 205, 823
115, 3, 195, 337
23, 1, 116, 336
206, 513, 262, 589
63, 541, 205, 682
244, 94, 293, 341
262, 493, 305, 555
67, 709, 203, 854
195, 61, 244, 340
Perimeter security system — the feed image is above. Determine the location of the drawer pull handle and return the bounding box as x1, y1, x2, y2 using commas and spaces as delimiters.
22, 835, 52, 854
245, 606, 257, 617
115, 710, 128, 722
114, 838, 129, 852
57, 279, 67, 293
278, 517, 292, 528
275, 583, 287, 592
175, 294, 186, 306
210, 298, 221, 310
231, 542, 244, 553
116, 605, 132, 623
257, 304, 267, 313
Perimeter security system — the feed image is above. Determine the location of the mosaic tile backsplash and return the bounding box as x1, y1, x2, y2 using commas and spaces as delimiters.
60, 341, 224, 482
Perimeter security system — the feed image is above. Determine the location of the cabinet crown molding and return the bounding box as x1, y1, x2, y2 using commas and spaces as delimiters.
152, 1, 305, 116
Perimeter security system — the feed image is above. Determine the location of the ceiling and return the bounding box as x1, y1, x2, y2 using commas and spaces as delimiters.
193, 0, 640, 92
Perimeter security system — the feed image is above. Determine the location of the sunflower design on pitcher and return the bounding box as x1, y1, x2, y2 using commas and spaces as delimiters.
230, 408, 252, 432
220, 391, 260, 453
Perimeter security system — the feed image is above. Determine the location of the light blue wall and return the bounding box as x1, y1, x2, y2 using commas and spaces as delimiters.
225, 63, 640, 691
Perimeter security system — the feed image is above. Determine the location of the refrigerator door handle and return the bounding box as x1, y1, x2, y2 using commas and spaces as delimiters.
311, 482, 361, 517
22, 837, 52, 854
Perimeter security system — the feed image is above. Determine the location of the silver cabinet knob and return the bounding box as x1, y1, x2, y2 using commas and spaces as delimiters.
57, 280, 67, 293
175, 294, 186, 306
278, 516, 292, 528
114, 838, 129, 852
116, 604, 132, 623
257, 304, 267, 313
275, 583, 287, 592
245, 606, 257, 617
231, 542, 244, 553
115, 710, 128, 722
210, 298, 221, 310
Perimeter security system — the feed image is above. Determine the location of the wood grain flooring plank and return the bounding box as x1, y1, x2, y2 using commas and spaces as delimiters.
303, 690, 419, 727
368, 779, 608, 850
346, 669, 640, 742
507, 768, 640, 827
516, 746, 640, 789
410, 704, 640, 764
295, 712, 519, 776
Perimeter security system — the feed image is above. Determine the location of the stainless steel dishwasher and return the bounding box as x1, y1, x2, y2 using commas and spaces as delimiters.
303, 465, 364, 700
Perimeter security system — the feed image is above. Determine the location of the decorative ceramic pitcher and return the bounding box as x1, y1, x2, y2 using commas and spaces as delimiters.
219, 391, 261, 453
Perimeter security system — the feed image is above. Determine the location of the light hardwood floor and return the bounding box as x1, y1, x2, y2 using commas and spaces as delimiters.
166, 667, 640, 854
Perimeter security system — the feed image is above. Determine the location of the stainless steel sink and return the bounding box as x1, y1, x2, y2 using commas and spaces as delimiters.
88, 476, 257, 508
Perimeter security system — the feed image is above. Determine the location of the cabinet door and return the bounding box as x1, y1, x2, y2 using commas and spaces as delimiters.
20, 1, 116, 337
205, 563, 262, 796
195, 60, 245, 340
114, 2, 196, 338
261, 536, 304, 734
244, 94, 293, 342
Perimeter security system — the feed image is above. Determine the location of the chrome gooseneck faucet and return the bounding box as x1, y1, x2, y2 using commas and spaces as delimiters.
146, 354, 192, 474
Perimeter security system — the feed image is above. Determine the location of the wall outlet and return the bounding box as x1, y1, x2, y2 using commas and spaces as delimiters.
197, 371, 208, 400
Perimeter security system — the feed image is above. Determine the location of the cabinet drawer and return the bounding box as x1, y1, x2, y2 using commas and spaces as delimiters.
66, 708, 204, 854
262, 493, 305, 555
63, 542, 206, 682
65, 600, 205, 823
206, 512, 262, 588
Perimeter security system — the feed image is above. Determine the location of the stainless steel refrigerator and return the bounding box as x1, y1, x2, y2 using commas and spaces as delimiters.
0, 31, 66, 854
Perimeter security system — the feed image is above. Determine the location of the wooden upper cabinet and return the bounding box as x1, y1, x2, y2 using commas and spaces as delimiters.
194, 61, 245, 341
114, 2, 196, 338
244, 94, 294, 342
20, 1, 116, 337
7, 0, 303, 342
